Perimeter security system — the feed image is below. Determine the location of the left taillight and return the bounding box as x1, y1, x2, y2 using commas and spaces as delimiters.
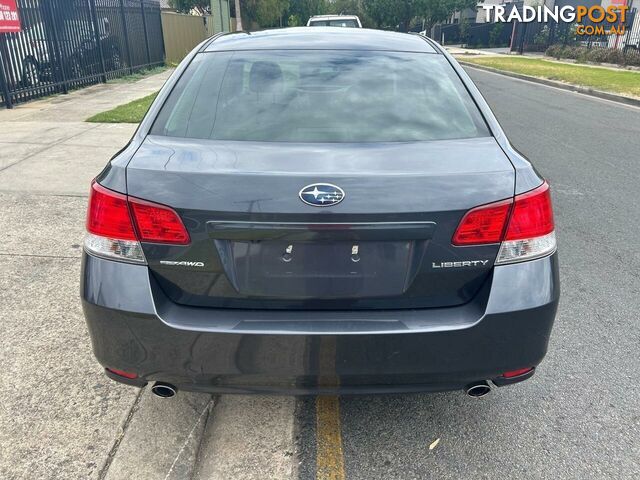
452, 181, 557, 265
85, 181, 189, 263
496, 182, 556, 265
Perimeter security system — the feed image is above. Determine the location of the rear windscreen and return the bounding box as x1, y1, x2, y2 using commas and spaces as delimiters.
151, 50, 490, 143
309, 20, 359, 27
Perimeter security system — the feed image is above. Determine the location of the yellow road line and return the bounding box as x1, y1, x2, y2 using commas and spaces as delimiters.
316, 395, 346, 480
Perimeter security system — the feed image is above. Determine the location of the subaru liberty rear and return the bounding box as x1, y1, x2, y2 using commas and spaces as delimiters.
81, 28, 559, 396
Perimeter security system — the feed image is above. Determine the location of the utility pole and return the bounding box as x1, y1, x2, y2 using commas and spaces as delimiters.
235, 0, 243, 31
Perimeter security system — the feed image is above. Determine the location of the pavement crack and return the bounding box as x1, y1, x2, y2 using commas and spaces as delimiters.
97, 387, 145, 480
165, 395, 215, 480
190, 395, 218, 480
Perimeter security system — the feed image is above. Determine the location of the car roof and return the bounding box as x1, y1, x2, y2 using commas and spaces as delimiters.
308, 15, 359, 19
204, 27, 437, 53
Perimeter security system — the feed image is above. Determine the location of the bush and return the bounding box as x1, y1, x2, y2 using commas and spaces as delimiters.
562, 45, 588, 59
545, 44, 640, 67
624, 48, 640, 66
608, 49, 626, 65
545, 44, 562, 58
576, 48, 589, 63
585, 48, 610, 63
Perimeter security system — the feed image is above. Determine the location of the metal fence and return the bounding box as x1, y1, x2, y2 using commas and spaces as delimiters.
510, 8, 639, 53
0, 0, 165, 108
432, 22, 514, 48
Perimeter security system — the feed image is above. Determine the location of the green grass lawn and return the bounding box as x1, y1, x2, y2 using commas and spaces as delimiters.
459, 56, 640, 98
86, 92, 158, 123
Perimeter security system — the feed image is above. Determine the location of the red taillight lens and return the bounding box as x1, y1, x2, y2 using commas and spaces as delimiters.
129, 198, 190, 245
453, 181, 555, 247
87, 182, 137, 240
86, 181, 190, 250
504, 182, 554, 241
452, 199, 512, 246
453, 181, 556, 264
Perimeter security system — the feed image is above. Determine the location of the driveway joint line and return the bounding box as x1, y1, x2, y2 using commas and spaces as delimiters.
165, 396, 215, 480
0, 190, 88, 196
191, 395, 220, 479
97, 387, 145, 480
0, 253, 80, 260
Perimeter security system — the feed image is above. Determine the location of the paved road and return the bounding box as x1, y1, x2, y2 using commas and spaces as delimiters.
2, 67, 639, 479
294, 68, 640, 479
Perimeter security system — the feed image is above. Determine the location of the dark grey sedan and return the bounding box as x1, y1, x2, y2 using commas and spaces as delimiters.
81, 28, 559, 398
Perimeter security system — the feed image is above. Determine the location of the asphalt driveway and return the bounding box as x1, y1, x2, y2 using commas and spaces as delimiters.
319, 68, 640, 480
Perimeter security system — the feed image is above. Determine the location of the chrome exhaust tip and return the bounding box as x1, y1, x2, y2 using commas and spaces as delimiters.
151, 382, 177, 398
465, 381, 491, 398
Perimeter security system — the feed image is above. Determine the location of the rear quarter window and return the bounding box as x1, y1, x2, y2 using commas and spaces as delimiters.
151, 50, 490, 143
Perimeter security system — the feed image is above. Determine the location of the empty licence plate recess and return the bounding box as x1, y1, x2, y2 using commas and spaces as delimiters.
216, 240, 425, 299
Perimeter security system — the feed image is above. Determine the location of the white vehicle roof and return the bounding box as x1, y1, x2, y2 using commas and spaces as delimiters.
307, 15, 362, 27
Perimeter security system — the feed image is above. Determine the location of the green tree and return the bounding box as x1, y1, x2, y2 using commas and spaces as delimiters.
168, 0, 209, 14
288, 14, 301, 26
422, 0, 478, 32
489, 21, 504, 47
364, 0, 420, 31
363, 0, 476, 32
288, 0, 328, 25
237, 0, 474, 32
459, 16, 470, 45
243, 0, 290, 27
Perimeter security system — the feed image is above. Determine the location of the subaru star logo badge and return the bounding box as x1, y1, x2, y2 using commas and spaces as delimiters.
299, 183, 345, 207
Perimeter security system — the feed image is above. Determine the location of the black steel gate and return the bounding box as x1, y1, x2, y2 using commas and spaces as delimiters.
0, 0, 164, 108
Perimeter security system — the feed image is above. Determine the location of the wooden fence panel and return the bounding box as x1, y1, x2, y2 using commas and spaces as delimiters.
161, 12, 213, 65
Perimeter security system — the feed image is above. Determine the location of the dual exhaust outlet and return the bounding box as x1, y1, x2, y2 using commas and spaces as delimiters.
149, 381, 491, 398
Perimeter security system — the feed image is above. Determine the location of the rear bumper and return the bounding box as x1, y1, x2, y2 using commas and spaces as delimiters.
81, 252, 559, 394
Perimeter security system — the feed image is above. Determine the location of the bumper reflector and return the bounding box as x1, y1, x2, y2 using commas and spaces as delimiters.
502, 367, 534, 378
106, 368, 138, 379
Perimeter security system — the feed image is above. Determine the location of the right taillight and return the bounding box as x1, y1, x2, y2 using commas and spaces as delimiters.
86, 182, 145, 263
85, 181, 190, 263
453, 181, 557, 265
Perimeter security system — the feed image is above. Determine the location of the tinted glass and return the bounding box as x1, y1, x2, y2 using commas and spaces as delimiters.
309, 20, 358, 27
151, 50, 490, 143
